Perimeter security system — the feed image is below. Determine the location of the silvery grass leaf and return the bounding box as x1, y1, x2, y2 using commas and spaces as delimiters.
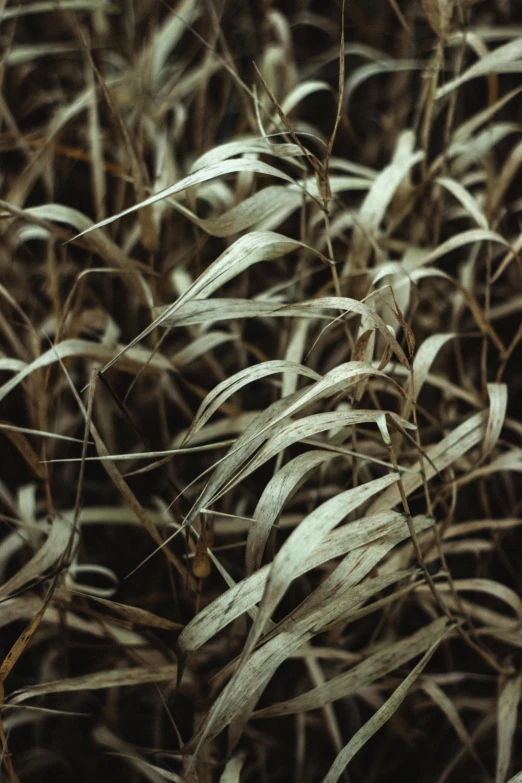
216, 410, 397, 500
281, 319, 309, 399
185, 387, 405, 524
481, 383, 508, 462
152, 298, 314, 327
142, 0, 200, 90
286, 299, 410, 367
232, 473, 400, 671
72, 594, 183, 631
185, 513, 437, 751
0, 422, 86, 444
87, 232, 324, 376
172, 331, 235, 368
401, 228, 510, 271
0, 594, 172, 668
367, 410, 488, 515
435, 177, 488, 229
185, 569, 415, 752
218, 752, 246, 783
7, 663, 180, 704
189, 137, 305, 172
5, 204, 143, 280
446, 579, 522, 619
69, 161, 296, 243
0, 0, 115, 18
4, 44, 80, 67
451, 87, 522, 143
449, 123, 521, 174
182, 360, 321, 445
347, 130, 424, 271
165, 176, 371, 237
0, 340, 177, 406
177, 505, 430, 658
0, 516, 77, 598
254, 616, 452, 717
435, 39, 522, 99
401, 332, 456, 419
320, 624, 454, 783
344, 60, 423, 110
422, 680, 486, 774
166, 185, 303, 237
245, 450, 337, 574
496, 674, 522, 783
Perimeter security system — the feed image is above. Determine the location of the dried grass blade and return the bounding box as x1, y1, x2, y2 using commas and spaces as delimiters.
321, 624, 454, 783
0, 422, 87, 444
255, 617, 451, 717
177, 511, 427, 656
153, 298, 322, 327
246, 450, 338, 574
8, 664, 179, 704
59, 366, 197, 589
186, 569, 416, 753
482, 383, 508, 461
368, 410, 488, 514
69, 160, 295, 242
0, 0, 114, 19
219, 753, 246, 783
184, 360, 320, 445
435, 177, 488, 229
0, 339, 175, 406
422, 680, 488, 774
0, 517, 75, 599
496, 673, 522, 783
348, 131, 424, 270
71, 594, 183, 631
236, 473, 399, 667
435, 39, 522, 99
96, 232, 316, 375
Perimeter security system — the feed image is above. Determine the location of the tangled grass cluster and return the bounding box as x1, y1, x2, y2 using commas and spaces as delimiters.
1, 0, 522, 781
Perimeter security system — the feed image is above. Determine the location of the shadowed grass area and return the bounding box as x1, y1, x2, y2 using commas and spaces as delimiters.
1, 1, 522, 781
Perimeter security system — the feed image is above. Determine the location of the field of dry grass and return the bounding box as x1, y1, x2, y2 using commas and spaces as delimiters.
1, 0, 522, 781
